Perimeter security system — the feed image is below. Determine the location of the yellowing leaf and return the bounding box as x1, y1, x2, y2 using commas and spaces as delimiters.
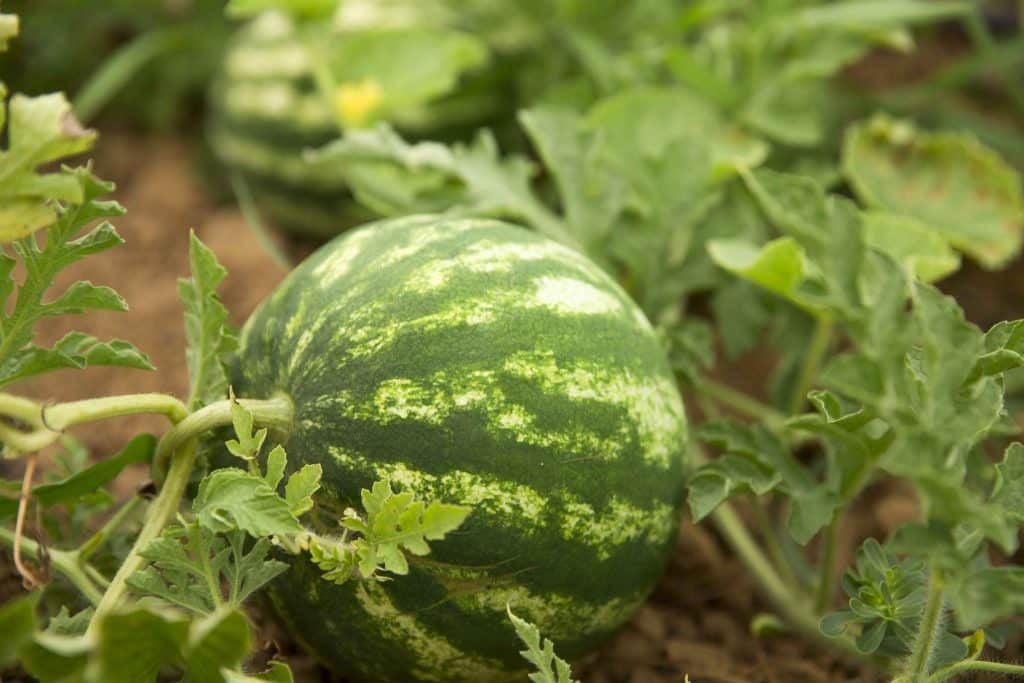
843, 114, 1024, 269
0, 93, 96, 241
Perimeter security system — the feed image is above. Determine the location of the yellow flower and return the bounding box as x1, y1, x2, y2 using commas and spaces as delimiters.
334, 79, 383, 128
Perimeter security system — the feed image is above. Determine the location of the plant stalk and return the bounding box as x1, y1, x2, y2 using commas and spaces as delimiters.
692, 448, 865, 662
902, 572, 946, 681
86, 439, 198, 634
151, 394, 294, 485
787, 315, 833, 415
925, 659, 1024, 683
0, 393, 188, 456
814, 514, 841, 613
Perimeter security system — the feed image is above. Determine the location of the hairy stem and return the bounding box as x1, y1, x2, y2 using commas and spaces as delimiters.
814, 514, 841, 613
0, 526, 104, 606
86, 439, 198, 634
151, 394, 294, 485
692, 447, 865, 662
787, 316, 833, 415
0, 393, 46, 426
750, 498, 800, 589
44, 394, 188, 430
925, 659, 1024, 683
0, 392, 187, 456
902, 572, 946, 681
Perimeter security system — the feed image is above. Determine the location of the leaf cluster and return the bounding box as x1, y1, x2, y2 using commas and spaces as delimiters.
310, 479, 470, 583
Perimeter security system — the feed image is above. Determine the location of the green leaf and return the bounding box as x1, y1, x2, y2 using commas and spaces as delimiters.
313, 125, 569, 245
990, 443, 1024, 524
224, 533, 289, 605
843, 114, 1024, 269
0, 93, 96, 240
92, 605, 190, 683
949, 567, 1024, 630
128, 526, 288, 615
507, 606, 578, 683
687, 452, 779, 522
184, 608, 251, 683
45, 607, 93, 636
179, 231, 237, 409
861, 211, 961, 283
225, 0, 337, 20
0, 592, 38, 667
743, 77, 824, 148
225, 396, 267, 463
781, 1, 970, 32
327, 28, 488, 128
694, 420, 838, 543
0, 434, 155, 519
19, 631, 91, 681
518, 105, 626, 253
263, 445, 287, 490
284, 464, 322, 517
823, 539, 927, 658
194, 469, 304, 537
707, 237, 815, 311
0, 170, 151, 386
313, 479, 470, 584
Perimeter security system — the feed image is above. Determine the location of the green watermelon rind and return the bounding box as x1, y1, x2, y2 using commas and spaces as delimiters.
233, 215, 689, 682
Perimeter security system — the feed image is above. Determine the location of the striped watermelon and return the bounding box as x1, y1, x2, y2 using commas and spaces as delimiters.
206, 12, 507, 239
232, 215, 689, 682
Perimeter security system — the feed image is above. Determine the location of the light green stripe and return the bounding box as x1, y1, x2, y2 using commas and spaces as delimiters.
436, 579, 647, 643
321, 446, 677, 558
354, 582, 516, 682
221, 80, 334, 130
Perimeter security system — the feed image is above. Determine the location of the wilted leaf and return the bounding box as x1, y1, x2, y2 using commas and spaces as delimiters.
844, 114, 1024, 269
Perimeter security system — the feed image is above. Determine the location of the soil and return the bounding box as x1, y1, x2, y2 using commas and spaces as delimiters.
1, 131, 1022, 683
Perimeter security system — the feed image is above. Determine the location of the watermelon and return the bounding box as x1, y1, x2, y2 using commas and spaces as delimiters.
231, 215, 689, 681
206, 12, 508, 239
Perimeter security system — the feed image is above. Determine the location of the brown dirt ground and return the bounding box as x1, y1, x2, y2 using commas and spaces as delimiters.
1, 131, 1022, 683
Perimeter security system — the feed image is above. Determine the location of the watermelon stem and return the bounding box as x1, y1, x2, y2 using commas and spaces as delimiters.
152, 393, 294, 485
83, 392, 293, 635
0, 392, 188, 454
696, 445, 870, 664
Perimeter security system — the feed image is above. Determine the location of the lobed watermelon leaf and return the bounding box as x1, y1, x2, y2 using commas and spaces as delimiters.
128, 526, 288, 615
507, 606, 578, 683
179, 231, 238, 410
311, 479, 470, 583
0, 169, 152, 388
